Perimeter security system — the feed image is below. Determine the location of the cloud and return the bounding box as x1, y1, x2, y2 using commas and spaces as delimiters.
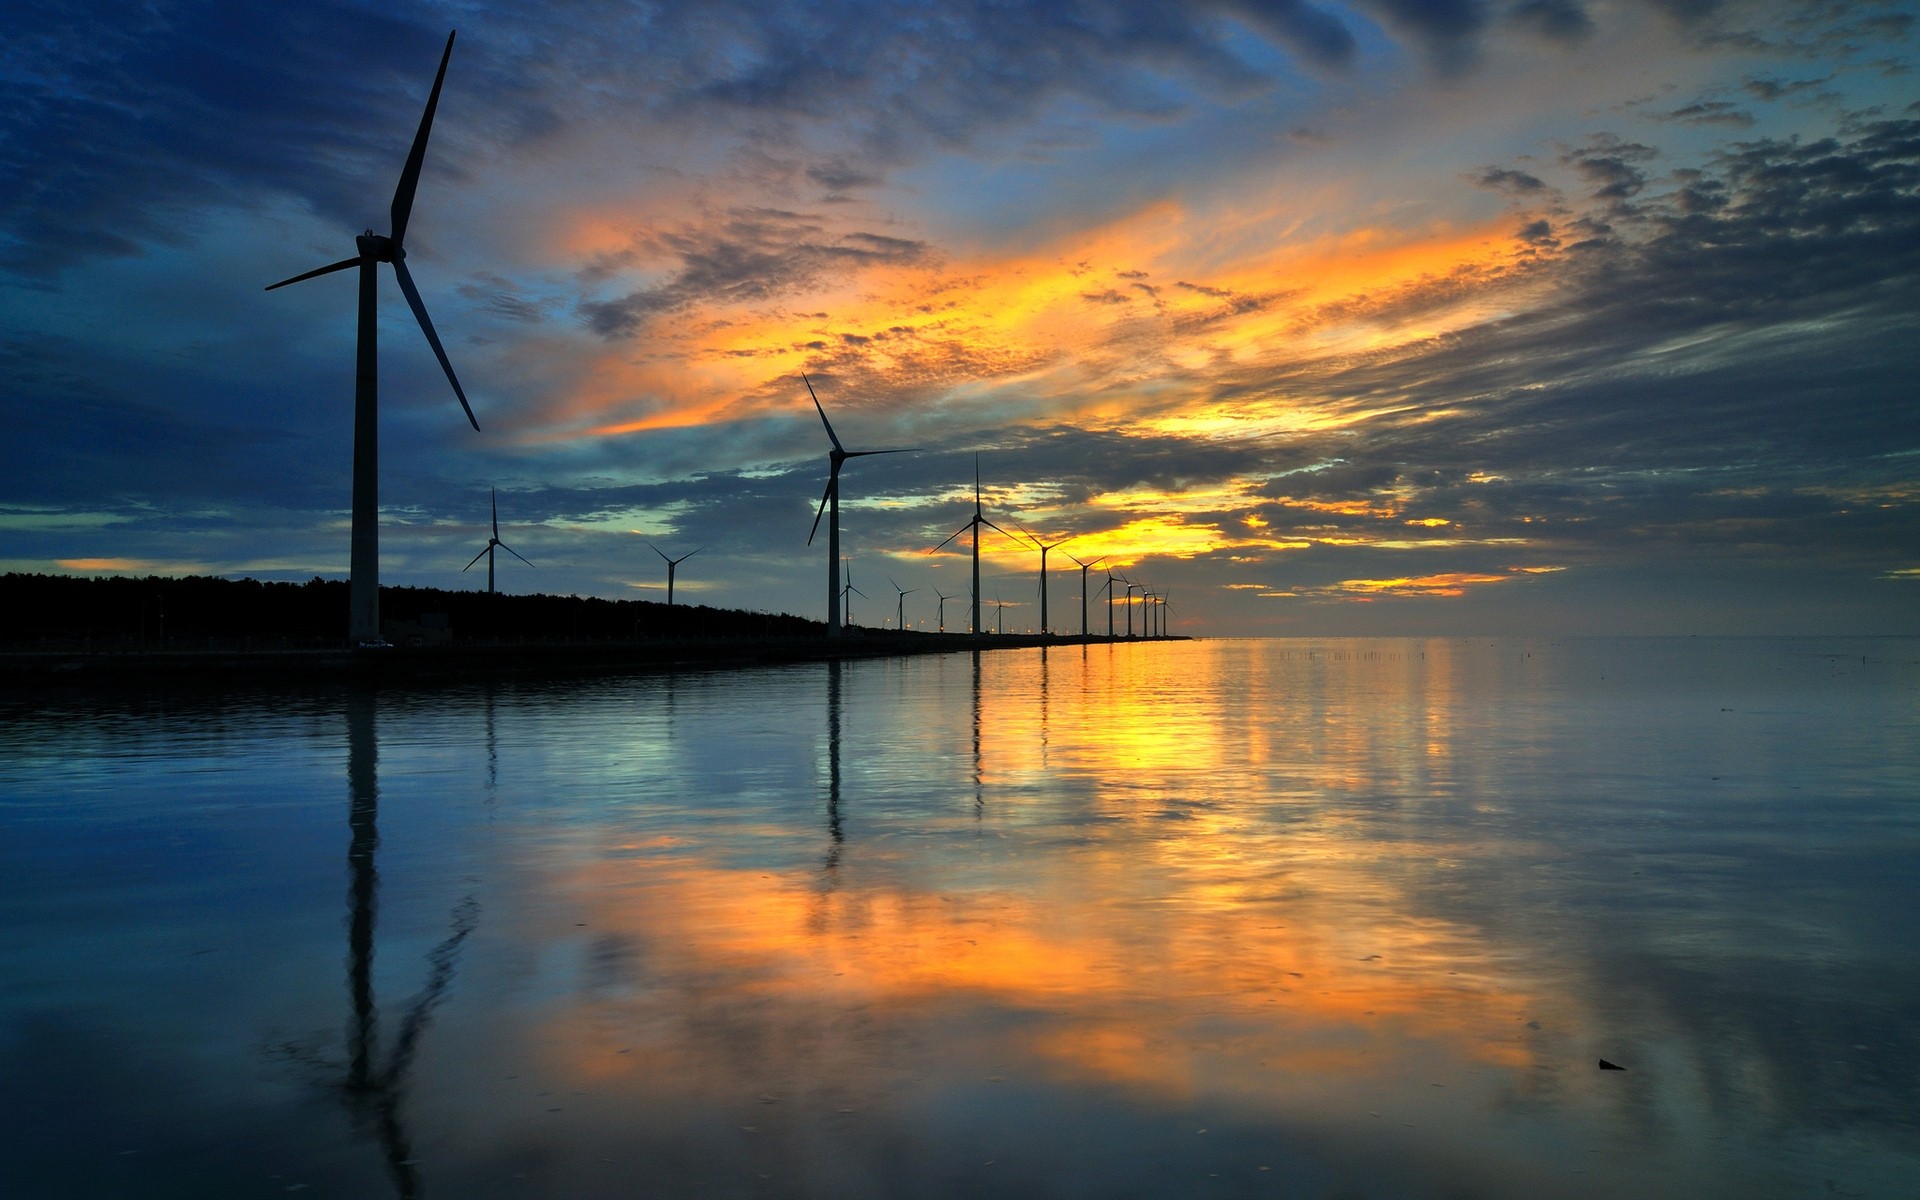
578, 209, 933, 338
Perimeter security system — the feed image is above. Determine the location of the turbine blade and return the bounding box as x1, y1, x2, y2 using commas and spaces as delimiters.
649, 542, 671, 563
498, 541, 534, 567
681, 546, 702, 562
980, 517, 1010, 537
929, 525, 967, 554
391, 30, 456, 247
265, 255, 360, 291
490, 487, 498, 538
807, 479, 832, 545
392, 257, 480, 431
463, 546, 488, 571
802, 373, 845, 452
842, 447, 918, 458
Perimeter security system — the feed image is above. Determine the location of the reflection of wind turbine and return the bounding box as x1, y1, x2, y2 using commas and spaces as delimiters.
646, 542, 701, 607
463, 489, 532, 594
339, 690, 479, 1199
930, 455, 1010, 635
1066, 552, 1104, 638
888, 576, 918, 630
1016, 528, 1074, 636
804, 373, 915, 638
267, 31, 478, 647
934, 589, 957, 634
840, 558, 867, 627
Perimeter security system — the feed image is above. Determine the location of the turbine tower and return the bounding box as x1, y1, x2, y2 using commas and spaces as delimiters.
934, 589, 957, 633
1066, 552, 1104, 639
268, 31, 478, 647
888, 576, 918, 630
648, 543, 701, 607
1016, 528, 1074, 636
804, 373, 914, 638
930, 456, 1009, 635
839, 558, 867, 627
463, 488, 532, 595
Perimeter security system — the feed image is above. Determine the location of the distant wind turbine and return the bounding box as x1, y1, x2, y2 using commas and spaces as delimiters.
267, 31, 478, 647
934, 589, 957, 633
930, 455, 1011, 635
804, 373, 915, 638
989, 593, 1013, 636
646, 542, 701, 607
1066, 552, 1104, 639
840, 558, 867, 627
888, 576, 918, 630
1014, 527, 1074, 636
463, 489, 532, 595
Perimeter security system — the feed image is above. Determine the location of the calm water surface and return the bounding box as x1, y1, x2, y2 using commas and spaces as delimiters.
2, 637, 1916, 1199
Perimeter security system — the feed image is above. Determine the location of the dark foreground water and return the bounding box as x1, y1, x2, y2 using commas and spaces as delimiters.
2, 637, 1915, 1199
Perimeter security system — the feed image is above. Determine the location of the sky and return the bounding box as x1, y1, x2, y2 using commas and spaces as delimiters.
2, 0, 1916, 636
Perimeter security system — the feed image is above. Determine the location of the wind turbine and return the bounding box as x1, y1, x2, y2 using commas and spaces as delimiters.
1014, 527, 1074, 636
462, 489, 532, 595
804, 373, 915, 638
934, 589, 957, 633
930, 455, 1010, 635
989, 593, 1013, 636
268, 31, 479, 647
1066, 552, 1104, 639
1142, 589, 1159, 639
888, 576, 918, 630
1123, 579, 1143, 638
1101, 566, 1119, 638
647, 542, 701, 607
840, 558, 867, 628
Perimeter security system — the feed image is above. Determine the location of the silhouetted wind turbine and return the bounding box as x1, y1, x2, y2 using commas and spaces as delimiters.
1100, 567, 1119, 638
268, 31, 478, 647
804, 373, 915, 638
463, 489, 532, 595
930, 455, 1010, 635
989, 593, 1012, 635
934, 589, 957, 633
888, 575, 918, 630
648, 542, 701, 607
1124, 579, 1143, 638
1066, 552, 1104, 639
840, 558, 867, 627
1014, 527, 1074, 636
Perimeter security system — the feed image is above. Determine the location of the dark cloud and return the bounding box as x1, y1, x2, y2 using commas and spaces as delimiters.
1662, 99, 1755, 127
1507, 0, 1594, 42
1357, 0, 1492, 73
1564, 134, 1659, 203
579, 209, 932, 338
1473, 165, 1549, 193
1742, 76, 1829, 102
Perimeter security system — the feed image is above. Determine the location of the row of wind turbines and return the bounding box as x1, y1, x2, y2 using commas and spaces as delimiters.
268, 30, 1174, 645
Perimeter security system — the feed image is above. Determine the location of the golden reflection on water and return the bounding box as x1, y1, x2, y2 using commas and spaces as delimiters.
442, 640, 1766, 1196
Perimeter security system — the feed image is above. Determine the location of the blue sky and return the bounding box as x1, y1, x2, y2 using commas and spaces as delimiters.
3, 0, 1916, 634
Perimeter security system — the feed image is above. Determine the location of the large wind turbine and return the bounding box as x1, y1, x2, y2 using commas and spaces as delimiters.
804, 374, 914, 638
1016, 528, 1074, 636
930, 456, 1010, 635
268, 31, 479, 647
648, 542, 701, 607
1066, 551, 1104, 639
463, 488, 532, 594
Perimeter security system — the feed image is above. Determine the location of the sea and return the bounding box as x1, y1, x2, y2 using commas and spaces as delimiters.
2, 636, 1915, 1199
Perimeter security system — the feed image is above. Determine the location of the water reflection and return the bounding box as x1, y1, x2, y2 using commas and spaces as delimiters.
0, 640, 1915, 1199
341, 689, 478, 1199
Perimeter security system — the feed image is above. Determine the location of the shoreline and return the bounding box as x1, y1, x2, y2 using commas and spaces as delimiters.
1, 632, 1193, 688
